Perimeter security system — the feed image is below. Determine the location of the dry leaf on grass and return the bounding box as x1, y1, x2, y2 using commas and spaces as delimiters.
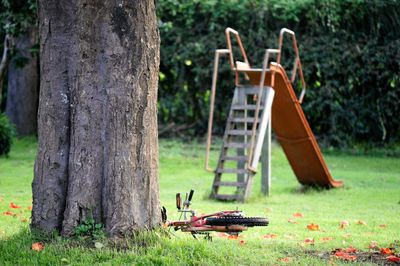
339, 220, 349, 229
356, 220, 367, 225
293, 212, 304, 218
263, 233, 278, 239
334, 251, 357, 261
386, 255, 400, 263
32, 242, 44, 252
9, 202, 21, 209
380, 248, 393, 255
307, 223, 320, 231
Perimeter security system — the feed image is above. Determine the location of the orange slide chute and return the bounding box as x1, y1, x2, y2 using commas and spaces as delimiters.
241, 65, 343, 188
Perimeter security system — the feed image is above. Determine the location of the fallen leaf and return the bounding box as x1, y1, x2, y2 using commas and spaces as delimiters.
288, 218, 297, 224
9, 202, 21, 209
32, 242, 44, 252
293, 212, 304, 218
368, 241, 378, 249
321, 237, 333, 242
379, 224, 387, 228
304, 238, 315, 245
265, 208, 272, 213
280, 257, 291, 263
3, 211, 15, 216
20, 218, 28, 223
27, 206, 32, 211
239, 240, 246, 245
339, 220, 349, 229
334, 251, 357, 261
307, 223, 320, 231
386, 255, 400, 263
263, 233, 278, 239
344, 246, 357, 253
356, 220, 367, 225
380, 248, 393, 255
228, 235, 239, 239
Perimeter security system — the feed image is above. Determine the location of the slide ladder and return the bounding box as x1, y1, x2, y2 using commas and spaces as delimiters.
210, 86, 274, 201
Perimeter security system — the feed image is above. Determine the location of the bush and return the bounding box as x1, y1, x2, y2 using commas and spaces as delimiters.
0, 113, 14, 156
157, 0, 400, 147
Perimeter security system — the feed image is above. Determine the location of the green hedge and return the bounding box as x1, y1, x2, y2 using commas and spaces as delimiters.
157, 0, 400, 147
0, 113, 14, 156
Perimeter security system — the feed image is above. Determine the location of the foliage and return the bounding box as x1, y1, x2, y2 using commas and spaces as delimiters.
74, 217, 105, 241
0, 112, 14, 156
0, 0, 37, 37
157, 0, 400, 147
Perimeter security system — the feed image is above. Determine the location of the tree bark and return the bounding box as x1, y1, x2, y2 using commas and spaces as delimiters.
5, 27, 39, 136
0, 35, 10, 104
32, 0, 161, 237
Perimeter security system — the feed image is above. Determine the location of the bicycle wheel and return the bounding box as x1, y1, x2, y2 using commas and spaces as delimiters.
205, 216, 268, 227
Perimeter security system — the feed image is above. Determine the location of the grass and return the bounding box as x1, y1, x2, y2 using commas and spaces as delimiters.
0, 137, 399, 265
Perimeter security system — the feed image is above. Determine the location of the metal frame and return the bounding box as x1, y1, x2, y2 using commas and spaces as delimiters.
205, 49, 230, 172
275, 28, 306, 103
225, 27, 250, 71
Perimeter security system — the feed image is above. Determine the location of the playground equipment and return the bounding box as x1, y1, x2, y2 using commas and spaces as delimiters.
205, 28, 343, 201
162, 190, 268, 239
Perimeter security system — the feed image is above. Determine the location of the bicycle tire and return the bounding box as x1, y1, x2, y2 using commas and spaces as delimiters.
205, 216, 268, 227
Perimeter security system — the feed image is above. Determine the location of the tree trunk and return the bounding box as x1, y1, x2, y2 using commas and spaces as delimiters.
5, 27, 39, 136
32, 0, 161, 237
0, 35, 10, 104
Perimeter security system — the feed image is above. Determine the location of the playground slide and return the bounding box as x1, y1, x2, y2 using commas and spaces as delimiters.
241, 64, 343, 188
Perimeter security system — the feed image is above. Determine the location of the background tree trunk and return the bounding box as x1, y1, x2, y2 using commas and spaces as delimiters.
5, 27, 39, 136
0, 35, 10, 104
32, 0, 161, 237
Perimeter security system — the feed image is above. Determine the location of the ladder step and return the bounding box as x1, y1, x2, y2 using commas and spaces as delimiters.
231, 117, 258, 123
214, 181, 246, 187
214, 194, 241, 201
232, 105, 264, 111
227, 130, 253, 136
216, 168, 249, 174
224, 142, 251, 148
221, 155, 248, 161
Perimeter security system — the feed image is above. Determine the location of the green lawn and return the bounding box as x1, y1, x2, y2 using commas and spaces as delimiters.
0, 138, 399, 265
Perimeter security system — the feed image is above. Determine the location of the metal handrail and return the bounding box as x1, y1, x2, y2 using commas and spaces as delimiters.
247, 49, 280, 172
225, 27, 250, 70
274, 28, 306, 104
205, 49, 231, 172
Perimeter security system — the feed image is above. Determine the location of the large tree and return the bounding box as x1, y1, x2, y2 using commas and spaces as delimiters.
32, 0, 161, 236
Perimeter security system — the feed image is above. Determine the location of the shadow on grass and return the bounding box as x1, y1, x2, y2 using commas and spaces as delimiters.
291, 185, 340, 195
0, 226, 169, 265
